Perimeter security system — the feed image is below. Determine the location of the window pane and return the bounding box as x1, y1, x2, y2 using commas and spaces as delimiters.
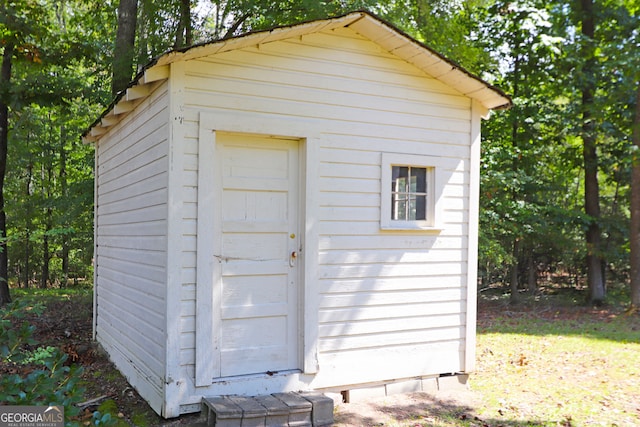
391, 193, 408, 220
411, 167, 427, 193
408, 195, 427, 220
408, 195, 415, 220
415, 194, 426, 220
392, 166, 409, 192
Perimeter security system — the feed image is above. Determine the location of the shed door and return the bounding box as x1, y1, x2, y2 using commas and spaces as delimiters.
217, 133, 300, 377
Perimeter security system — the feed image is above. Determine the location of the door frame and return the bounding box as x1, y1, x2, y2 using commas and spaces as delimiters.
195, 111, 320, 387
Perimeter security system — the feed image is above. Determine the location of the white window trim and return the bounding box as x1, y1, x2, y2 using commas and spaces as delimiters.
381, 153, 444, 231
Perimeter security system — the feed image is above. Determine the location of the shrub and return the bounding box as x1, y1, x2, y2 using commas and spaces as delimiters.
0, 299, 85, 425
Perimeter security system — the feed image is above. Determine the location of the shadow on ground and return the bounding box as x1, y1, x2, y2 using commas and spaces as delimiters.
333, 391, 559, 427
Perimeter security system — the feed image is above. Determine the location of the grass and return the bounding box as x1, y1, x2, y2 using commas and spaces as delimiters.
473, 316, 640, 426
468, 287, 640, 427
9, 285, 93, 305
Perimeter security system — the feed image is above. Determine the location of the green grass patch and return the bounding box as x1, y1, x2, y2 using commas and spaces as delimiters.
473, 310, 640, 426
10, 286, 92, 301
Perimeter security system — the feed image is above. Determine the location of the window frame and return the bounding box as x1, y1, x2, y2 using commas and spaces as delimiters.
380, 153, 443, 231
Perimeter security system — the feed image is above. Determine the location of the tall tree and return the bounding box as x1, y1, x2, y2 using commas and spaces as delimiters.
112, 0, 138, 96
0, 33, 13, 306
175, 0, 193, 48
370, 0, 492, 73
578, 0, 605, 304
631, 82, 640, 309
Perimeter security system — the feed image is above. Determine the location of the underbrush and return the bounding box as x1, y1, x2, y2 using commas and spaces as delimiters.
0, 298, 94, 426
0, 287, 135, 426
1, 287, 195, 426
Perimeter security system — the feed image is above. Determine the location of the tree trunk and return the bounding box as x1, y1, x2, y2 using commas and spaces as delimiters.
630, 82, 640, 308
175, 0, 192, 48
0, 41, 13, 306
509, 52, 521, 305
40, 146, 53, 289
112, 0, 138, 97
527, 253, 537, 294
59, 125, 69, 286
510, 239, 520, 304
24, 135, 33, 288
580, 0, 605, 304
40, 227, 50, 289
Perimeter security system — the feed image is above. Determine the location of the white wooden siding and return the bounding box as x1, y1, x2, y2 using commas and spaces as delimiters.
95, 82, 170, 413
178, 26, 473, 399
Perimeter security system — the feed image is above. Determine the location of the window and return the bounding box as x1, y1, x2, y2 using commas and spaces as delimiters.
391, 166, 428, 221
381, 153, 441, 230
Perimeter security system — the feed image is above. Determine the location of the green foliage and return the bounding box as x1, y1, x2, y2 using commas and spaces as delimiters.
475, 0, 639, 297
195, 0, 379, 41
82, 399, 133, 427
90, 399, 121, 426
0, 299, 41, 361
372, 0, 495, 74
21, 345, 58, 365
0, 299, 85, 425
91, 411, 115, 426
7, 100, 96, 287
1, 0, 102, 290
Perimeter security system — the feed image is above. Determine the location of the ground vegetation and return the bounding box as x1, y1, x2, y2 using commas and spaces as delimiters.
2, 286, 637, 426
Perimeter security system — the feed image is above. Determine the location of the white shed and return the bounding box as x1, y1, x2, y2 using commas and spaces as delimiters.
84, 11, 510, 418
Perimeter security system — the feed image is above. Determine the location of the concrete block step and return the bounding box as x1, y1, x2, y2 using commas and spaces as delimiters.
202, 392, 333, 427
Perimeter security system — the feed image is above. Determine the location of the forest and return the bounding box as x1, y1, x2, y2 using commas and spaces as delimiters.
0, 0, 638, 307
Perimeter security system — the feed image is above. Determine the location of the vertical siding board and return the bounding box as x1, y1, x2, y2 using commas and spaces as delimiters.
465, 101, 483, 372
195, 114, 216, 386
303, 136, 321, 374
92, 145, 98, 339
164, 61, 186, 418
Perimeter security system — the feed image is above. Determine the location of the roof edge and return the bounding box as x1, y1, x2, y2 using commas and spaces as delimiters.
348, 11, 511, 110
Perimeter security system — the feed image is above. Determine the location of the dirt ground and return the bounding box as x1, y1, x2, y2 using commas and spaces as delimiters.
159, 389, 483, 427
332, 389, 483, 426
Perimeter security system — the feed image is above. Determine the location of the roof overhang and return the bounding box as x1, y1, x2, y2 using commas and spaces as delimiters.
83, 11, 511, 143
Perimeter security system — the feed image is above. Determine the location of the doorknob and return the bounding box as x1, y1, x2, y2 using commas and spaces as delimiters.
290, 251, 297, 267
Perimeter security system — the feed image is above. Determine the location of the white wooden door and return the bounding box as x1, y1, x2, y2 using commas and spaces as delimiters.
217, 133, 300, 377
